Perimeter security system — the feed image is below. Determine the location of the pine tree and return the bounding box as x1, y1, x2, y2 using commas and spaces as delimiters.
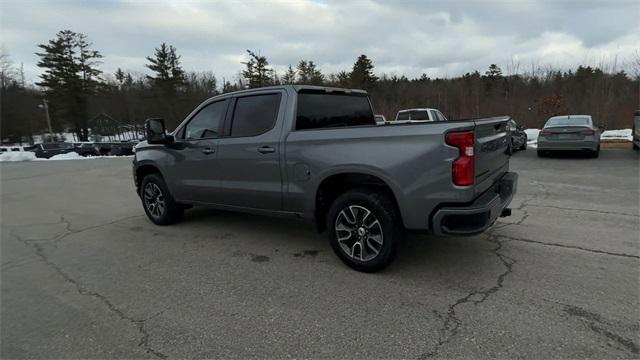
484, 64, 503, 79
241, 50, 273, 88
36, 30, 102, 140
350, 54, 377, 90
145, 43, 185, 91
281, 65, 297, 84
115, 68, 125, 86
296, 60, 324, 85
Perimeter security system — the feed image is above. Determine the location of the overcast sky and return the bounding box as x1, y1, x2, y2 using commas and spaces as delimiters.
1, 0, 639, 85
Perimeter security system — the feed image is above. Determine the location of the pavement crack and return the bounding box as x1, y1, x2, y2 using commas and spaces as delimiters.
556, 302, 639, 355
526, 204, 638, 218
419, 233, 515, 359
9, 230, 167, 359
498, 235, 639, 259
53, 215, 144, 243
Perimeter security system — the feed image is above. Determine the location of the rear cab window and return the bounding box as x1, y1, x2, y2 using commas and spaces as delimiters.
410, 110, 429, 121
295, 91, 374, 130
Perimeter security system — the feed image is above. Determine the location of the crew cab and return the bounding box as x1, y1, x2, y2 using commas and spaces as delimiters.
133, 85, 517, 272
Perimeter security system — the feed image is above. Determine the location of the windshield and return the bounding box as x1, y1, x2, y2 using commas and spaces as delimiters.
545, 117, 590, 127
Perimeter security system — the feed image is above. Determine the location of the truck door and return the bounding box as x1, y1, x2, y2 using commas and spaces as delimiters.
165, 98, 229, 203
215, 91, 285, 210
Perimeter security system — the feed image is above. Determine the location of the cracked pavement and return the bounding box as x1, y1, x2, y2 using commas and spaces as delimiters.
1, 150, 639, 359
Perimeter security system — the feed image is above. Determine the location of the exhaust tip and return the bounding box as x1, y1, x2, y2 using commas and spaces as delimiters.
500, 208, 512, 217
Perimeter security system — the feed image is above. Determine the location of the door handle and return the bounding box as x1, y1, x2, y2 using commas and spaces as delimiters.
201, 147, 215, 155
257, 146, 275, 154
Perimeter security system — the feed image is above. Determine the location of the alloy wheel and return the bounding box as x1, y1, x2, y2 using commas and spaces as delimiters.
143, 183, 165, 218
334, 205, 384, 262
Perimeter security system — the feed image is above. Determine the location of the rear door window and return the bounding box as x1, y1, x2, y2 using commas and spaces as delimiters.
230, 94, 281, 137
396, 111, 410, 121
296, 92, 374, 130
436, 111, 447, 121
43, 143, 60, 150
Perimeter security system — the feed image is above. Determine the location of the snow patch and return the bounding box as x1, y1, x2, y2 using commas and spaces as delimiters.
46, 152, 86, 160
525, 129, 540, 148
0, 151, 37, 162
601, 129, 632, 141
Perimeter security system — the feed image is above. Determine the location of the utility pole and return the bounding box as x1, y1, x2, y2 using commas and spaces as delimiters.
39, 99, 53, 142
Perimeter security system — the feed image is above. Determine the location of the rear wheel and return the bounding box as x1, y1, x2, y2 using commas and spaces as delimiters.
591, 146, 600, 158
327, 188, 402, 272
537, 150, 545, 157
633, 142, 639, 150
141, 173, 183, 225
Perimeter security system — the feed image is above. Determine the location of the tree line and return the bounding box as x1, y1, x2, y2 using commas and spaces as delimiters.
1, 30, 638, 143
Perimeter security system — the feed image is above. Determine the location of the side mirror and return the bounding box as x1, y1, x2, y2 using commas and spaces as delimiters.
145, 118, 172, 144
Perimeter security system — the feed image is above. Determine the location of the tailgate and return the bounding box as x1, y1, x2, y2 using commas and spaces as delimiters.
473, 116, 510, 194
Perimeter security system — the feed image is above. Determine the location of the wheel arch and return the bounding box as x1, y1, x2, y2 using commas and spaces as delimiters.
135, 163, 164, 195
313, 171, 404, 232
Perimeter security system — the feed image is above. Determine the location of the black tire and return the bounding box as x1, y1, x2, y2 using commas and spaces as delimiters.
520, 142, 527, 151
537, 150, 545, 157
326, 188, 402, 272
591, 147, 600, 158
633, 142, 639, 150
140, 173, 183, 225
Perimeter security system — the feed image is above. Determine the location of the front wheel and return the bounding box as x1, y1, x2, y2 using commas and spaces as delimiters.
140, 173, 184, 225
327, 188, 402, 272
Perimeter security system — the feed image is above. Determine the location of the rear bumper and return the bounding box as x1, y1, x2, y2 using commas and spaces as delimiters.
537, 138, 599, 151
431, 172, 518, 236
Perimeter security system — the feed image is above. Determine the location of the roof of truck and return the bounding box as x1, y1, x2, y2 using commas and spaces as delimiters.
548, 115, 592, 119
397, 108, 439, 113
218, 84, 368, 97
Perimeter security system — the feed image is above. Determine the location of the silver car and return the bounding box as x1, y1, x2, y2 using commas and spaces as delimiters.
537, 115, 601, 157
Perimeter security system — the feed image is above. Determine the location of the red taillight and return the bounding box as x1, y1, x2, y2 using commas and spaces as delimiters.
446, 131, 475, 186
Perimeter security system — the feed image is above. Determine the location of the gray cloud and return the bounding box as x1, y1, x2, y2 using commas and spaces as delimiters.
1, 0, 638, 85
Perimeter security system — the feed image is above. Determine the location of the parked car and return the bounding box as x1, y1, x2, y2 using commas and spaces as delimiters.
133, 85, 517, 272
395, 108, 447, 122
374, 114, 387, 125
30, 142, 75, 158
73, 143, 100, 157
633, 110, 640, 150
537, 115, 601, 157
508, 119, 527, 151
71, 141, 137, 156
109, 141, 136, 156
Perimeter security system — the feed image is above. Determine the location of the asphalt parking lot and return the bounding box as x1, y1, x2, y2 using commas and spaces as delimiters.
1, 149, 639, 359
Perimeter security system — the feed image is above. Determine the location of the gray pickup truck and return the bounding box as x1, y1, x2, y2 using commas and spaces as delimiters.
133, 85, 517, 272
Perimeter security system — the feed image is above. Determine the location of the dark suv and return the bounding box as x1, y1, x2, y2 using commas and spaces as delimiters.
31, 143, 75, 158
